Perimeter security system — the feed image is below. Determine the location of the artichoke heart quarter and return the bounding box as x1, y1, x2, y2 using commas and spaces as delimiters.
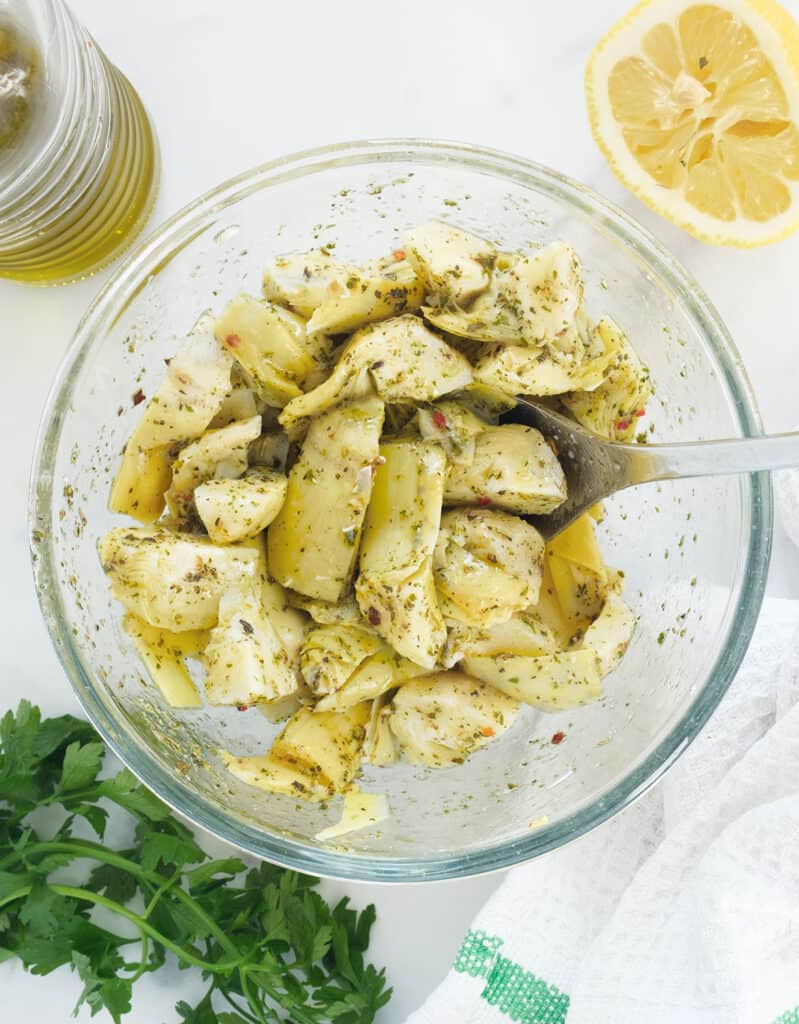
262, 248, 423, 333
204, 585, 299, 706
404, 221, 495, 306
389, 671, 520, 767
267, 396, 384, 602
99, 526, 263, 632
444, 423, 566, 514
433, 507, 544, 628
562, 318, 652, 442
356, 440, 447, 669
214, 293, 329, 406
269, 704, 370, 796
279, 316, 472, 427
463, 649, 602, 711
165, 415, 262, 523
126, 312, 234, 451
299, 623, 383, 696
194, 469, 287, 544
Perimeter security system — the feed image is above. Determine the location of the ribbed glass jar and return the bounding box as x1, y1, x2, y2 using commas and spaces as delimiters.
0, 0, 158, 284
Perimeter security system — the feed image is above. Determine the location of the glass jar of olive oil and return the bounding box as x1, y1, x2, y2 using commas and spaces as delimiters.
0, 0, 159, 284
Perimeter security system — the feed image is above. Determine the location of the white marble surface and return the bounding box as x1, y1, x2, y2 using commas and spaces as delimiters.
2, 0, 799, 1020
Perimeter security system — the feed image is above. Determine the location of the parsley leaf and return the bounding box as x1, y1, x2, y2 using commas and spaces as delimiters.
88, 862, 138, 905
58, 740, 105, 792
184, 858, 246, 894
98, 768, 172, 821
139, 830, 205, 872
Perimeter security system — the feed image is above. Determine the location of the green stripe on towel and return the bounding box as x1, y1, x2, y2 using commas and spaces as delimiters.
772, 1011, 799, 1024
454, 930, 569, 1023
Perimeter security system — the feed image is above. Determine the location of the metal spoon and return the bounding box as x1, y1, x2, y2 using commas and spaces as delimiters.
511, 398, 799, 541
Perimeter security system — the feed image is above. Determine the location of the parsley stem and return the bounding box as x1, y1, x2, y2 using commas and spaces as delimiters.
0, 839, 240, 960
0, 839, 149, 879
6, 785, 105, 825
239, 964, 299, 1024
142, 867, 182, 919
125, 933, 150, 983
48, 886, 246, 974
0, 886, 32, 910
172, 888, 240, 960
240, 970, 270, 1024
217, 988, 261, 1024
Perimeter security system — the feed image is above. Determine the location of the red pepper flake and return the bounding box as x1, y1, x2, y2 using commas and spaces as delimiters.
367, 607, 381, 626
551, 731, 566, 745
392, 248, 406, 261
480, 725, 495, 738
225, 333, 241, 349
477, 495, 492, 507
615, 419, 631, 432
432, 410, 448, 430
237, 705, 249, 712
132, 388, 145, 406
635, 407, 646, 417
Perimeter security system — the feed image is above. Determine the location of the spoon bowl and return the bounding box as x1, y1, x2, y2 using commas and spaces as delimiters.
512, 397, 798, 540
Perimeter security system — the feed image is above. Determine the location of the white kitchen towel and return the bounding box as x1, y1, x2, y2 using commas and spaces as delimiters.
407, 475, 799, 1024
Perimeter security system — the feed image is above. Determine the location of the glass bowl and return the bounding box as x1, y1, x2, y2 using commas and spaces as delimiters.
30, 140, 772, 883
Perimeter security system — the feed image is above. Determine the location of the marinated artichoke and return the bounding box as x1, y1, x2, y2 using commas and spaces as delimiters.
101, 225, 650, 812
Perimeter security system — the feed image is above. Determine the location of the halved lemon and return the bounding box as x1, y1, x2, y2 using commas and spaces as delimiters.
586, 0, 799, 245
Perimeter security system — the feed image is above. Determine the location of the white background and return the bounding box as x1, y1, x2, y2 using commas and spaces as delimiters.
2, 0, 799, 1020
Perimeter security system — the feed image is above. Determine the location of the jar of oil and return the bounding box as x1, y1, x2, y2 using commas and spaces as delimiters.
0, 0, 159, 284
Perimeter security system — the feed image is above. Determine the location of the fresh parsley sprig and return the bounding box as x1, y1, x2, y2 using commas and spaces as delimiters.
0, 701, 391, 1023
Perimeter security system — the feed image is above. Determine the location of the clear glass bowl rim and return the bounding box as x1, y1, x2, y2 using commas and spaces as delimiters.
29, 138, 773, 883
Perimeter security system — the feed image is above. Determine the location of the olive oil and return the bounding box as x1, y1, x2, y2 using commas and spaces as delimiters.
0, 72, 159, 284
0, 10, 159, 285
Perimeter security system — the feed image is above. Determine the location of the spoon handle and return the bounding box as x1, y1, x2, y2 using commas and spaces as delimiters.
627, 431, 799, 485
